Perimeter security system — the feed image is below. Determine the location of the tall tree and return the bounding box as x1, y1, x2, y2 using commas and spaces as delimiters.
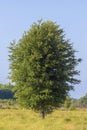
9, 20, 81, 118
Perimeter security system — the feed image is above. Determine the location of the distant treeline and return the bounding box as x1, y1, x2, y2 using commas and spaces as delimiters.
0, 89, 14, 99
76, 94, 87, 108
64, 95, 87, 109
0, 83, 14, 99
0, 83, 87, 108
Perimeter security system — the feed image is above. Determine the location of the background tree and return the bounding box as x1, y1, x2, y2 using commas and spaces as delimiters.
78, 94, 87, 108
9, 20, 81, 118
63, 96, 76, 110
64, 96, 72, 109
0, 83, 14, 99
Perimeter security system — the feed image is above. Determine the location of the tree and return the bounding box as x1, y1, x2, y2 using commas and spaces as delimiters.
64, 96, 72, 109
9, 20, 81, 118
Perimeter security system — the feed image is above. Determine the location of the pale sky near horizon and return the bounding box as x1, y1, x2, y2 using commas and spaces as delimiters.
0, 0, 87, 98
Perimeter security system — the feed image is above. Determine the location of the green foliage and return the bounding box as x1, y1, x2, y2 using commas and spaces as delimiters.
64, 97, 72, 109
9, 20, 81, 118
80, 94, 87, 103
64, 97, 76, 110
69, 103, 76, 110
77, 94, 87, 108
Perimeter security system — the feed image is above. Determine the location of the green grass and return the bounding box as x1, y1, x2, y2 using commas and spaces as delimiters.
0, 109, 87, 130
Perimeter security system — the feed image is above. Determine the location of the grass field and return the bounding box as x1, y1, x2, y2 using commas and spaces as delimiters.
0, 109, 87, 130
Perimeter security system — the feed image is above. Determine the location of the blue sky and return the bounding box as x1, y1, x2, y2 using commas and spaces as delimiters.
0, 0, 87, 98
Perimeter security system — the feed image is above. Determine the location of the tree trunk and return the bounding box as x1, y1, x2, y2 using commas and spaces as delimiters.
41, 109, 45, 119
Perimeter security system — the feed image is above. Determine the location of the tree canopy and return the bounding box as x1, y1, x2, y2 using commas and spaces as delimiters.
9, 20, 81, 118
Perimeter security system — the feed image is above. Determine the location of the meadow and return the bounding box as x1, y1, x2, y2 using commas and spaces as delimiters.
0, 109, 87, 130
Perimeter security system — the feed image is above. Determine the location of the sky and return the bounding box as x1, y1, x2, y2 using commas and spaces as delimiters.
0, 0, 87, 99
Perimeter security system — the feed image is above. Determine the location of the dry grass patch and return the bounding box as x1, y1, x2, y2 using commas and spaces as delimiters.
0, 109, 87, 130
